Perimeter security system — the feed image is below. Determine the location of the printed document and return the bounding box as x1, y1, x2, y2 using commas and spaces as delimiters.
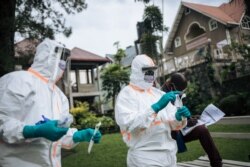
181, 104, 225, 136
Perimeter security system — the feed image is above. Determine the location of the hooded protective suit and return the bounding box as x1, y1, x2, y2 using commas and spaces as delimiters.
115, 54, 187, 167
0, 38, 78, 167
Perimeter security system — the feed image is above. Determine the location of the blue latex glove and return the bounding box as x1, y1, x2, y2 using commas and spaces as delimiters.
23, 120, 69, 141
35, 115, 50, 125
175, 106, 191, 121
73, 128, 102, 143
151, 91, 180, 113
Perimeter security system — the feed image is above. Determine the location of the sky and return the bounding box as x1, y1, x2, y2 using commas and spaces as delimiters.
55, 0, 228, 57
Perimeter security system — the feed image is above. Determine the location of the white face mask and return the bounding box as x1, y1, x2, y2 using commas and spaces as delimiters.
143, 70, 156, 83
55, 60, 66, 82
59, 60, 66, 70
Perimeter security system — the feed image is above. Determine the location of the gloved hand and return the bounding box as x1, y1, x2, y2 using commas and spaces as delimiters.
187, 115, 200, 127
175, 106, 191, 121
23, 120, 69, 141
73, 128, 102, 143
151, 91, 180, 113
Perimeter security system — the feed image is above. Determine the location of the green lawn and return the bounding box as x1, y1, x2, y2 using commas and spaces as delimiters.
62, 132, 250, 167
208, 124, 250, 133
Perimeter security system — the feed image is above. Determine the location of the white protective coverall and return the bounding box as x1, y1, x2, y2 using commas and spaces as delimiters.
0, 38, 78, 167
115, 54, 187, 167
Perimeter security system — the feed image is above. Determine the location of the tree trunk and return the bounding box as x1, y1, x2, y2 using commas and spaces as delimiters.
0, 0, 16, 77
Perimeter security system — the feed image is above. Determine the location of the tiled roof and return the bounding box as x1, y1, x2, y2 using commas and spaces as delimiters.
70, 47, 111, 64
219, 0, 245, 23
183, 2, 241, 25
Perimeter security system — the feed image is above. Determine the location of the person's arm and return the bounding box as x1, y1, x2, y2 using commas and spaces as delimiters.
115, 88, 156, 132
0, 74, 68, 143
160, 103, 189, 131
58, 91, 102, 148
0, 75, 31, 143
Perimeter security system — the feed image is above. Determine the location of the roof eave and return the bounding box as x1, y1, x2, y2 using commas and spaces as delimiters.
164, 5, 184, 53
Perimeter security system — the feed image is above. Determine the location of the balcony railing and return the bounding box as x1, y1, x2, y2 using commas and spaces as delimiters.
163, 46, 237, 75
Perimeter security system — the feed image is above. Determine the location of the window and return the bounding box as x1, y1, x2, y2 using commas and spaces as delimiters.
209, 19, 218, 31
241, 15, 250, 29
174, 37, 181, 48
185, 8, 191, 15
79, 69, 93, 84
213, 48, 224, 59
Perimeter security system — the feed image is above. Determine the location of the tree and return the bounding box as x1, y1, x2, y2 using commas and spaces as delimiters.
140, 5, 164, 61
100, 47, 129, 109
0, 0, 87, 76
139, 5, 168, 84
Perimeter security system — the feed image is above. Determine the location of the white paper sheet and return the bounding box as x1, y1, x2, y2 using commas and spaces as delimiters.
181, 104, 225, 136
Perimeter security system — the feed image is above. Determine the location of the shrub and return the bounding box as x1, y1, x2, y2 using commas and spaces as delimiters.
70, 101, 116, 133
218, 94, 246, 116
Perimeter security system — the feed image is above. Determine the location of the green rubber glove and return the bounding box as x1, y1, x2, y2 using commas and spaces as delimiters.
151, 91, 180, 113
23, 120, 69, 141
73, 128, 102, 143
175, 106, 191, 121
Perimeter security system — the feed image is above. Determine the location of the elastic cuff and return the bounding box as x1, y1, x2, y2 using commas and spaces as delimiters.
151, 104, 159, 113
72, 131, 81, 143
23, 126, 36, 139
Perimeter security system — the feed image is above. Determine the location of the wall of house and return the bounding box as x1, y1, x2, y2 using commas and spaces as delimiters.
171, 9, 228, 57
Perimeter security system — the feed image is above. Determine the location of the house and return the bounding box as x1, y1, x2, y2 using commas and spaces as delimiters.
163, 0, 250, 80
121, 45, 137, 68
62, 47, 110, 112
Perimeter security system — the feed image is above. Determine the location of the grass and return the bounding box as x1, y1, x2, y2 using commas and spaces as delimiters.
62, 125, 250, 167
208, 124, 250, 133
62, 133, 127, 167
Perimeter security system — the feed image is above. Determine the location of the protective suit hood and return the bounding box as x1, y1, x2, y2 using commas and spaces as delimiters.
31, 38, 65, 83
130, 54, 157, 90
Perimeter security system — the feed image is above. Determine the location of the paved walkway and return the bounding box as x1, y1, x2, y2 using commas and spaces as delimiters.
211, 116, 250, 139
177, 156, 250, 167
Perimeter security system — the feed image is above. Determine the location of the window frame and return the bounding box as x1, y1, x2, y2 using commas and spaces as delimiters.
185, 8, 191, 15
208, 19, 218, 31
241, 15, 250, 30
174, 36, 182, 48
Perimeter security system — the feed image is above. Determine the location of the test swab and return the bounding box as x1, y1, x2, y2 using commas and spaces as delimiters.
88, 122, 102, 154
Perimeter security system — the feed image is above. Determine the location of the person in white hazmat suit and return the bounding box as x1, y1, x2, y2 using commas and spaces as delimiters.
0, 38, 101, 167
115, 54, 191, 167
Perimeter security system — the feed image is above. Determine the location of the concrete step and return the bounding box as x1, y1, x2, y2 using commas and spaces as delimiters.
211, 132, 250, 139
177, 155, 250, 167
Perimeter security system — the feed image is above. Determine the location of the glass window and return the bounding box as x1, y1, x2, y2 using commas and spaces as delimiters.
70, 71, 76, 86
241, 15, 250, 29
174, 37, 181, 48
79, 69, 93, 84
80, 70, 87, 84
209, 19, 218, 31
185, 8, 191, 15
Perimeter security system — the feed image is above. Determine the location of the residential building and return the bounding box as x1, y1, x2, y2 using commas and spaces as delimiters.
121, 45, 137, 68
163, 0, 250, 81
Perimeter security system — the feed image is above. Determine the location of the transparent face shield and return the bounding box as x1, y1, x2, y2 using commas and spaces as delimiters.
55, 47, 71, 70
142, 66, 158, 83
54, 47, 71, 84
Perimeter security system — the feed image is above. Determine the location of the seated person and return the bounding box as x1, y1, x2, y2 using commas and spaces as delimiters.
161, 72, 222, 167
